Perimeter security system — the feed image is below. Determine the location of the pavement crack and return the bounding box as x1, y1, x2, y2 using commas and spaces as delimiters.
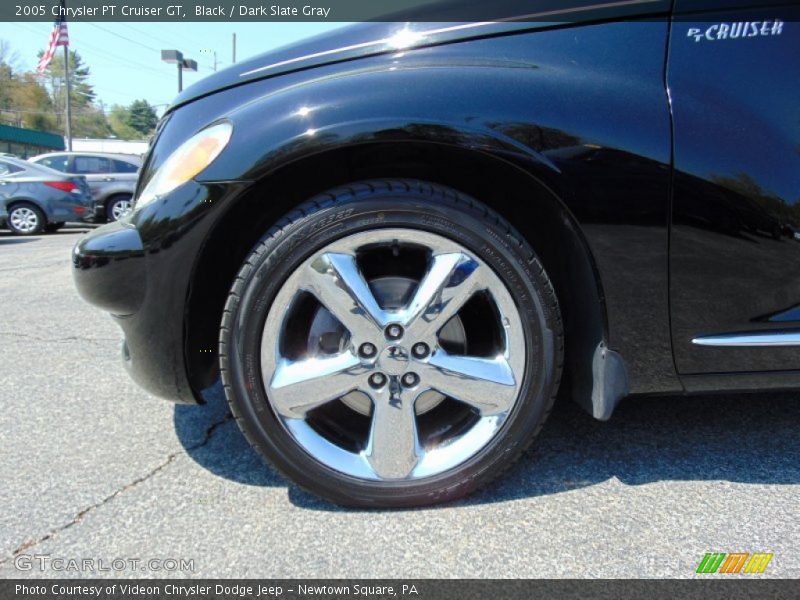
6, 455, 180, 559
192, 414, 234, 451
2, 413, 233, 562
0, 331, 118, 344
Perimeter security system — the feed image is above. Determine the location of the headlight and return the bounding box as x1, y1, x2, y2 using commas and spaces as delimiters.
135, 121, 233, 210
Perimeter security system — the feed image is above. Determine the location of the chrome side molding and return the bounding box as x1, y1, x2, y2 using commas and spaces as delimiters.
692, 330, 800, 347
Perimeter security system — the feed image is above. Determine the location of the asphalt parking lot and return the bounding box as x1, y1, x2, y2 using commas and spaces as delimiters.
0, 226, 798, 579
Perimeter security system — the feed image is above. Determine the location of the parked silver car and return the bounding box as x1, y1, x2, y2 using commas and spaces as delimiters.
29, 152, 141, 222
0, 156, 93, 235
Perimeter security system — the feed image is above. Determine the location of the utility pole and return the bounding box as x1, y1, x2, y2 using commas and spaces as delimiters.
232, 33, 237, 64
63, 45, 72, 151
213, 51, 218, 72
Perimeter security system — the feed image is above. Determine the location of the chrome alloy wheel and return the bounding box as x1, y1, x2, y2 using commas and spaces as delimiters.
260, 228, 526, 481
9, 206, 40, 233
110, 198, 132, 221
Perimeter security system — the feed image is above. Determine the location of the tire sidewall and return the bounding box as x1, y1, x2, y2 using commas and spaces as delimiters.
226, 192, 559, 506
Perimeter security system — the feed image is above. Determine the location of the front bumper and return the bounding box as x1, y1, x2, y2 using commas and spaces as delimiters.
72, 220, 146, 315
72, 211, 197, 403
72, 180, 242, 405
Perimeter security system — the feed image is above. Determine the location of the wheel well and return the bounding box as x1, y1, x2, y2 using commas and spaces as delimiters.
7, 200, 48, 224
185, 142, 607, 410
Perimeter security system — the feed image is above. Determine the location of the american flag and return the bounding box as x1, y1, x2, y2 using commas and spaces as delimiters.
37, 1, 69, 74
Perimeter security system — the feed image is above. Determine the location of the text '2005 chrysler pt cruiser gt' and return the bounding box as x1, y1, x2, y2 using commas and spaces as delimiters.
73, 1, 800, 507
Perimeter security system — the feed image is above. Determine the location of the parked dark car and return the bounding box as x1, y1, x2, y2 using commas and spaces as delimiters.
0, 156, 93, 235
73, 2, 800, 507
29, 152, 141, 222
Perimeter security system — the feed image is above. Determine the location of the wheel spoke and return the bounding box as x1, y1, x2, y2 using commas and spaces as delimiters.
260, 227, 529, 483
405, 253, 483, 339
269, 353, 366, 418
301, 252, 388, 341
422, 351, 518, 415
365, 386, 421, 479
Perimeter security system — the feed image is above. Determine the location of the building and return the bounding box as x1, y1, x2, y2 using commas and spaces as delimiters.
72, 138, 148, 156
0, 124, 64, 158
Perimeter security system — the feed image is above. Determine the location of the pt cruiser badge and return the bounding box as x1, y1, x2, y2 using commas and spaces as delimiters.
687, 20, 784, 42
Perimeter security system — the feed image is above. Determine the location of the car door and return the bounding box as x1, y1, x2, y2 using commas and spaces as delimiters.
69, 154, 113, 198
668, 1, 800, 379
108, 158, 141, 194
0, 160, 22, 202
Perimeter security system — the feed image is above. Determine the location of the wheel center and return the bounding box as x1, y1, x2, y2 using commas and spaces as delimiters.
377, 345, 410, 376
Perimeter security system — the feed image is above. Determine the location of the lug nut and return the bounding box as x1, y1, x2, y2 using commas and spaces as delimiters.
401, 372, 419, 388
412, 343, 429, 359
359, 343, 376, 358
385, 324, 404, 340
369, 373, 387, 388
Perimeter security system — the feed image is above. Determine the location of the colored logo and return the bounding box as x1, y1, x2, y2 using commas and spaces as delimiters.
697, 553, 773, 574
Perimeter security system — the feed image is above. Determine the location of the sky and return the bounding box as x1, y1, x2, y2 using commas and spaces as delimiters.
1, 22, 346, 112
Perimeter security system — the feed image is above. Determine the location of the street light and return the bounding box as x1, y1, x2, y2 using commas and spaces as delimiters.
161, 50, 198, 93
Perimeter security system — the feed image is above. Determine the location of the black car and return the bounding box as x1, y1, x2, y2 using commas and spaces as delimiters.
73, 2, 800, 507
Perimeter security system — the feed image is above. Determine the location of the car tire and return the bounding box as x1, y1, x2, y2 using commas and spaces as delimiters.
7, 203, 45, 235
220, 180, 563, 507
106, 194, 133, 222
45, 222, 65, 232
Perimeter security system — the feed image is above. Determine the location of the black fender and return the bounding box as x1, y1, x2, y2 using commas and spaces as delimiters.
134, 20, 681, 411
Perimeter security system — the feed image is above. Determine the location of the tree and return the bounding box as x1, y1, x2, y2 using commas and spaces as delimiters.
73, 103, 112, 138
109, 100, 158, 139
1, 41, 56, 131
38, 49, 102, 136
0, 39, 23, 119
39, 49, 95, 104
0, 40, 20, 110
126, 99, 158, 136
108, 104, 140, 140
0, 39, 19, 68
0, 41, 145, 140
7, 72, 56, 131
